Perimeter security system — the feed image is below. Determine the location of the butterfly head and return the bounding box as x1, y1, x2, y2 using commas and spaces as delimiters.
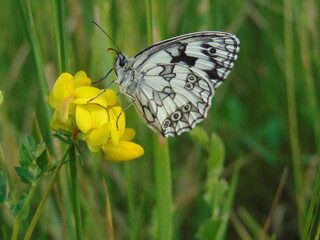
115, 53, 128, 69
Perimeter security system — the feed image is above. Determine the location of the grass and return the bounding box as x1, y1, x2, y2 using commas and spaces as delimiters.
0, 0, 319, 239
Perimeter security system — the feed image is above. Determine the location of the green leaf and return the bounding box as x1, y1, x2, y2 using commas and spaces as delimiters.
36, 141, 46, 158
10, 195, 30, 219
14, 167, 34, 184
48, 158, 69, 172
52, 131, 73, 144
207, 133, 225, 174
196, 219, 222, 240
0, 169, 6, 203
19, 142, 33, 167
189, 126, 210, 145
36, 150, 48, 173
25, 135, 36, 152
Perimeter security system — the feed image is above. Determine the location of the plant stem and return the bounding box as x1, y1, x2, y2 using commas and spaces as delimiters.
56, 0, 68, 72
153, 135, 172, 240
24, 145, 71, 240
17, 0, 53, 151
302, 165, 320, 240
124, 162, 137, 240
146, 0, 173, 239
11, 178, 42, 240
283, 0, 304, 233
69, 144, 83, 240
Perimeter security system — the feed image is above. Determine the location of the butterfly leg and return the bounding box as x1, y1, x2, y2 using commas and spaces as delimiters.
116, 99, 136, 130
87, 79, 116, 103
92, 67, 114, 84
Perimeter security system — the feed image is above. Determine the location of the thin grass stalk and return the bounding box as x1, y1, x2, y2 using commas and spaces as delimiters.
69, 145, 83, 240
103, 178, 115, 240
56, 0, 68, 72
294, 0, 320, 156
124, 163, 137, 240
146, 0, 172, 239
302, 165, 320, 240
216, 157, 240, 240
17, 0, 53, 151
11, 177, 43, 240
295, 1, 320, 238
24, 145, 71, 240
283, 0, 305, 233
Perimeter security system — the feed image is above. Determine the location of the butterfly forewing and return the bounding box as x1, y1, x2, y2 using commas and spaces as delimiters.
132, 32, 240, 87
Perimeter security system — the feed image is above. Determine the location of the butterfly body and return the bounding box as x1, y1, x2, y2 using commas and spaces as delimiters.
114, 32, 240, 137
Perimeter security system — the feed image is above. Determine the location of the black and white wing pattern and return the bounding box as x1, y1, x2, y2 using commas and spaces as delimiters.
125, 63, 214, 137
113, 31, 240, 137
131, 32, 240, 87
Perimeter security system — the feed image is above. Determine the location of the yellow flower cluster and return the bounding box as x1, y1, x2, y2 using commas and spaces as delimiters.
48, 71, 144, 162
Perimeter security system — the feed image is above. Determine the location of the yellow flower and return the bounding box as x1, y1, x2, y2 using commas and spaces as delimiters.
48, 71, 144, 162
49, 71, 91, 132
102, 128, 144, 163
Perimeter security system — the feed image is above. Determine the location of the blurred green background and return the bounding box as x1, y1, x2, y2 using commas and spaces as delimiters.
0, 0, 319, 239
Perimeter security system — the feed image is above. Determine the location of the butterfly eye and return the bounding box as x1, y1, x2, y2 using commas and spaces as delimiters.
117, 55, 127, 67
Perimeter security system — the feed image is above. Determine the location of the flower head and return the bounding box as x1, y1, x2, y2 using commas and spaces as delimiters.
49, 71, 144, 162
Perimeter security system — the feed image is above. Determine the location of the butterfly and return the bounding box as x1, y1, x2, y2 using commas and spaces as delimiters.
112, 32, 240, 137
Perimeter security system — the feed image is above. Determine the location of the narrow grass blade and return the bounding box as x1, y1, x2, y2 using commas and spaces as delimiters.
283, 0, 305, 233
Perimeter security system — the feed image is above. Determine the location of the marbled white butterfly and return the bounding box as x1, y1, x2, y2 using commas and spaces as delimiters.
112, 32, 240, 137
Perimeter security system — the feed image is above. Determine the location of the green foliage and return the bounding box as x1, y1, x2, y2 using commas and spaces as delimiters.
52, 130, 73, 144
10, 195, 29, 219
15, 136, 48, 184
0, 0, 319, 239
14, 167, 35, 184
0, 169, 6, 203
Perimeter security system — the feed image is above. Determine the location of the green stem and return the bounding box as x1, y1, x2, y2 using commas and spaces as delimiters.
124, 162, 137, 240
302, 165, 320, 240
69, 144, 83, 240
17, 0, 54, 151
146, 1, 172, 239
56, 0, 68, 72
153, 135, 172, 240
24, 145, 71, 240
11, 178, 42, 240
283, 0, 304, 233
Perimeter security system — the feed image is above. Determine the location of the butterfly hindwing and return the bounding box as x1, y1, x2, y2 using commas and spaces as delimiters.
131, 32, 240, 88
125, 63, 215, 137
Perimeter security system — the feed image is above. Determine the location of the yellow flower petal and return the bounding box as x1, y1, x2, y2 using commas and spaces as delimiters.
108, 106, 125, 146
75, 104, 109, 133
85, 123, 111, 152
51, 73, 74, 103
121, 128, 136, 141
73, 87, 109, 107
50, 118, 74, 132
102, 141, 144, 162
104, 89, 118, 106
53, 95, 73, 124
73, 71, 92, 88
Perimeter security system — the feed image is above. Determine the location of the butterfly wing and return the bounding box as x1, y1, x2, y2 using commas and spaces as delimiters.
125, 63, 215, 137
131, 31, 240, 88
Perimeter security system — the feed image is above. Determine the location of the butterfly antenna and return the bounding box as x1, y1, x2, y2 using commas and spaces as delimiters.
92, 21, 123, 54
